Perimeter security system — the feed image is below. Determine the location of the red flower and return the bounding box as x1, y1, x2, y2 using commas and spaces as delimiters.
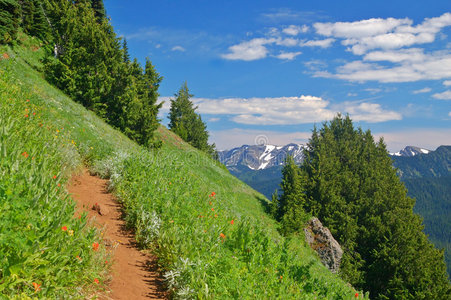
21, 151, 29, 158
61, 226, 67, 231
219, 233, 225, 239
76, 255, 82, 261
230, 219, 234, 225
355, 293, 359, 298
32, 282, 41, 292
24, 114, 29, 118
211, 208, 214, 211
94, 278, 99, 284
53, 175, 57, 179
92, 242, 99, 251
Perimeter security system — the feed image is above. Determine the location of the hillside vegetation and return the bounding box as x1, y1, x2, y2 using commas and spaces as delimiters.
0, 36, 363, 298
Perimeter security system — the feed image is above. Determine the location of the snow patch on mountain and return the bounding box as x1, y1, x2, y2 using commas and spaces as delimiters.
390, 146, 431, 157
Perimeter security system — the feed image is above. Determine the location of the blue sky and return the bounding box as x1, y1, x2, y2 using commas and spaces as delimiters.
105, 0, 451, 151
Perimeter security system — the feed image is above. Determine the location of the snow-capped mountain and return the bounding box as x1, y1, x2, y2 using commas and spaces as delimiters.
390, 146, 431, 157
218, 143, 304, 170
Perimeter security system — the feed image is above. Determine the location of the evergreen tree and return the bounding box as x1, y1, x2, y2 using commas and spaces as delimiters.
301, 114, 451, 299
168, 82, 216, 156
20, 0, 49, 40
122, 38, 130, 63
90, 0, 105, 22
278, 155, 307, 234
0, 0, 20, 44
269, 189, 279, 220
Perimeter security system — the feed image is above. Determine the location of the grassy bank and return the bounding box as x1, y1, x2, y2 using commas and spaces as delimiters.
0, 35, 366, 299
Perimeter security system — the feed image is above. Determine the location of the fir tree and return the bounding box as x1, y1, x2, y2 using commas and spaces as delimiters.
168, 82, 216, 156
278, 155, 307, 234
301, 114, 451, 299
0, 0, 20, 44
90, 0, 105, 23
122, 38, 130, 63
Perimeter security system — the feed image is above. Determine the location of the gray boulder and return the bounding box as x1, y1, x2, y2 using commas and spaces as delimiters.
304, 217, 343, 273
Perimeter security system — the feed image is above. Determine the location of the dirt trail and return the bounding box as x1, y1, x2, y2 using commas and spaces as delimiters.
68, 169, 166, 299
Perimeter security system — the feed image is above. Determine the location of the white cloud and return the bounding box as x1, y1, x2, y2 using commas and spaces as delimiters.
432, 90, 451, 100
282, 25, 303, 36
443, 80, 451, 86
316, 52, 451, 83
275, 38, 299, 47
275, 51, 302, 60
363, 48, 426, 63
221, 38, 275, 61
314, 18, 411, 39
339, 102, 402, 123
314, 13, 451, 55
210, 128, 311, 150
449, 111, 451, 117
171, 45, 186, 52
300, 38, 335, 48
412, 87, 432, 94
159, 95, 401, 125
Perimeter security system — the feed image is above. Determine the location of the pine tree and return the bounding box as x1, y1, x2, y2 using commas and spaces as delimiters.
168, 82, 216, 155
122, 38, 130, 63
0, 0, 20, 44
301, 114, 451, 299
269, 189, 279, 220
90, 0, 105, 23
278, 155, 307, 234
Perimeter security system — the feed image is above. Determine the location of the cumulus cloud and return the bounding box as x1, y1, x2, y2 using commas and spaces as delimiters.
449, 111, 451, 117
300, 38, 335, 48
315, 52, 451, 83
443, 80, 451, 86
282, 25, 303, 36
314, 13, 451, 55
275, 51, 302, 60
412, 87, 432, 94
432, 90, 451, 100
363, 48, 426, 63
159, 96, 401, 125
171, 45, 186, 52
221, 38, 275, 61
339, 101, 402, 123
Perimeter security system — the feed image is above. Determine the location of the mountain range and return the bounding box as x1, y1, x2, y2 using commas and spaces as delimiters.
219, 144, 451, 277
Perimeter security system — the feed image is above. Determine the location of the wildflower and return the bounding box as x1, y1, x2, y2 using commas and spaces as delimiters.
61, 226, 67, 231
214, 214, 218, 218
94, 278, 99, 284
33, 112, 36, 116
92, 242, 99, 251
24, 114, 29, 118
68, 230, 74, 236
211, 208, 214, 211
219, 233, 225, 239
21, 151, 29, 158
57, 183, 61, 187
53, 175, 57, 179
105, 260, 108, 264
169, 220, 174, 223
26, 99, 30, 102
230, 219, 234, 225
76, 255, 82, 261
209, 201, 212, 205
355, 293, 359, 298
280, 275, 283, 280
32, 282, 41, 292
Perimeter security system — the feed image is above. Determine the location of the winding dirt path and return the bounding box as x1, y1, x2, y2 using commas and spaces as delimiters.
68, 169, 166, 299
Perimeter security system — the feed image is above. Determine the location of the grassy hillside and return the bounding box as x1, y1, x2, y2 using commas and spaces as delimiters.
0, 35, 365, 299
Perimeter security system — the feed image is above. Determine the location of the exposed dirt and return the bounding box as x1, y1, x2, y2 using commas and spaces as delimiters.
68, 169, 166, 299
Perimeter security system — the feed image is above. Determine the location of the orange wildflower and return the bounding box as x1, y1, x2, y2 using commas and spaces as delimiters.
32, 282, 41, 292
53, 175, 57, 179
230, 219, 234, 225
355, 293, 359, 298
94, 278, 99, 284
76, 255, 82, 261
92, 242, 99, 251
61, 226, 67, 231
21, 151, 29, 158
211, 208, 214, 211
214, 214, 218, 218
219, 233, 225, 239
24, 114, 29, 118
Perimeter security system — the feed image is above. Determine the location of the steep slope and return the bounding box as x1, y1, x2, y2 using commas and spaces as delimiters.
0, 38, 364, 298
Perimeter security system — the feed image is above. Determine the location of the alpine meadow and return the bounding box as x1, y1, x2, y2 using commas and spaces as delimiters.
1, 1, 450, 299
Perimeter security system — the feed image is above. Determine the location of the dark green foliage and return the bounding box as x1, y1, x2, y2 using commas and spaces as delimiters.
19, 0, 50, 40
276, 155, 307, 234
0, 0, 20, 44
301, 114, 451, 299
168, 82, 217, 156
90, 0, 106, 22
36, 1, 162, 147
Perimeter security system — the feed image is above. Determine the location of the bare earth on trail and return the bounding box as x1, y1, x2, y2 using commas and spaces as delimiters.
68, 169, 166, 299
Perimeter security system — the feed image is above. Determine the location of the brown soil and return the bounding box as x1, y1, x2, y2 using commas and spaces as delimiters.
68, 169, 166, 299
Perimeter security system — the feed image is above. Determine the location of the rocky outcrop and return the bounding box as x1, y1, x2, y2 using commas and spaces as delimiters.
304, 217, 343, 273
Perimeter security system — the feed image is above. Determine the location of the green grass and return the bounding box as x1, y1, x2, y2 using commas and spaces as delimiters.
0, 35, 368, 299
